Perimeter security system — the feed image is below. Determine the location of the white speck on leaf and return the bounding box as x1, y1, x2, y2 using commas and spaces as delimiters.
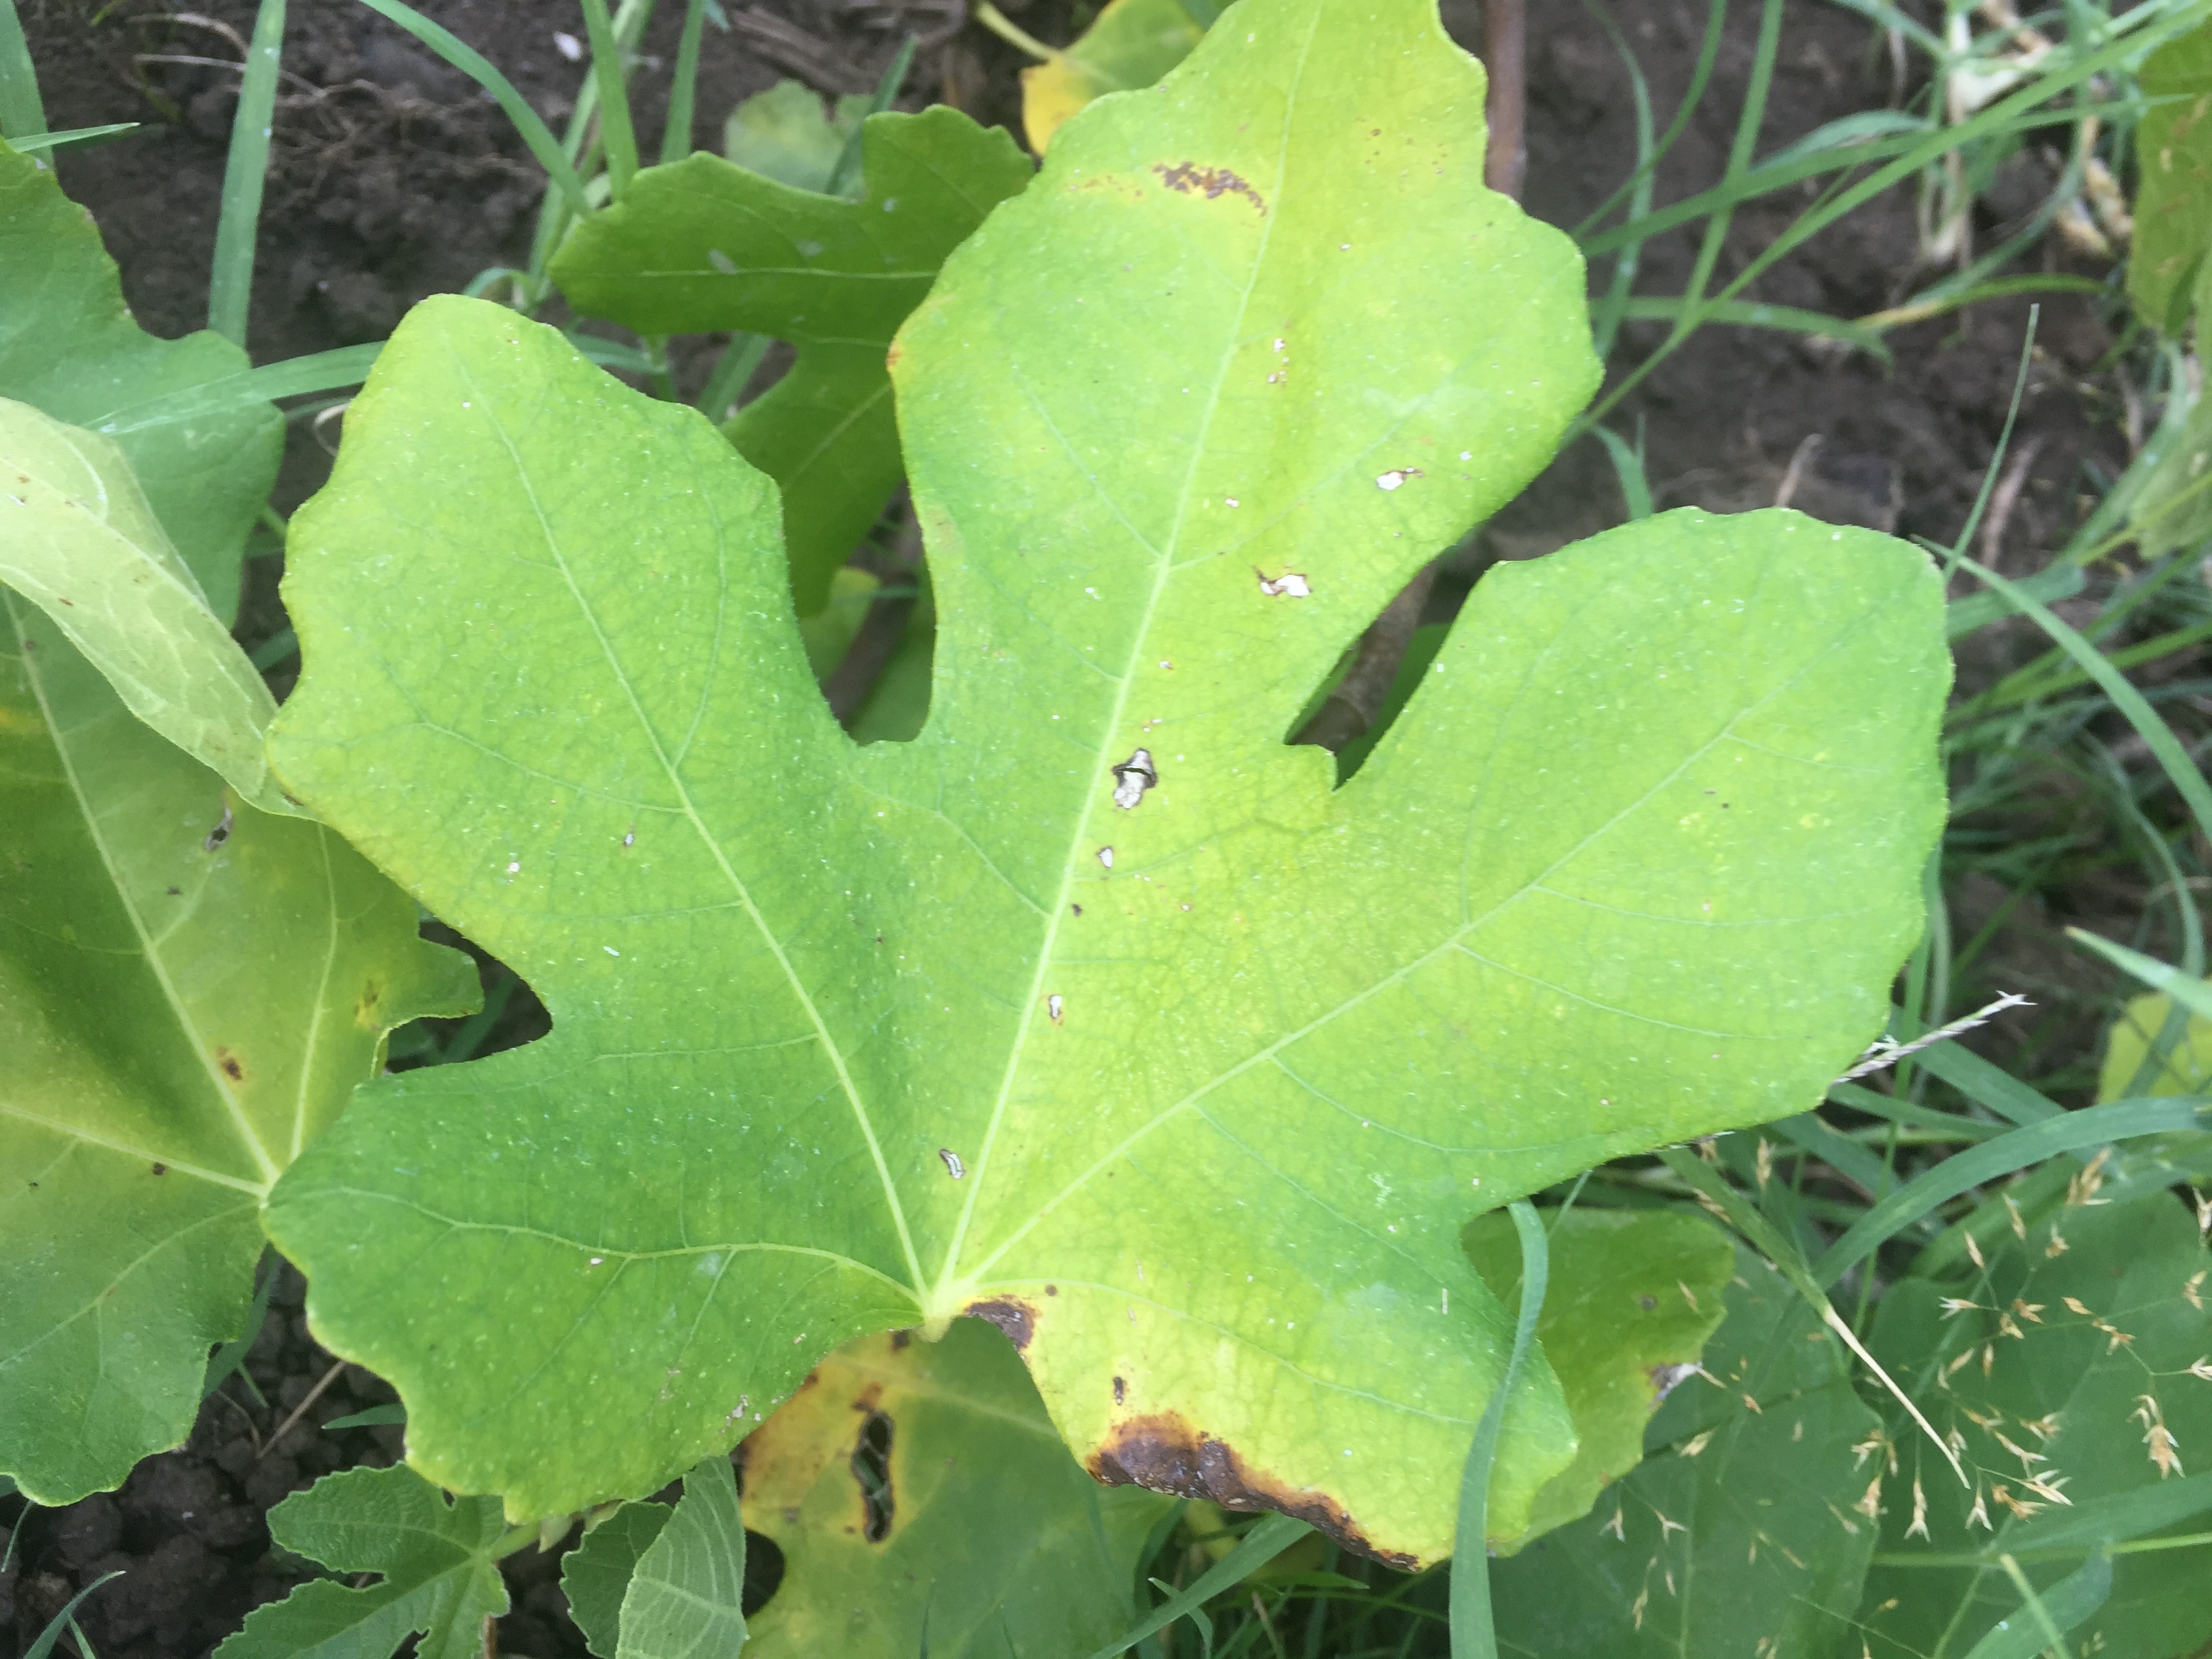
1097, 846, 1114, 867
706, 248, 737, 274
1377, 468, 1424, 491
1048, 994, 1064, 1023
604, 946, 620, 957
1258, 569, 1311, 597
939, 1148, 965, 1179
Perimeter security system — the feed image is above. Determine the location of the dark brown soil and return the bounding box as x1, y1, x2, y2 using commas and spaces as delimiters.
0, 0, 2144, 1652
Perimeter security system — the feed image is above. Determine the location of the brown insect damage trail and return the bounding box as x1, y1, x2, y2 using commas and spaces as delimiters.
1152, 161, 1267, 213
1089, 1410, 1418, 1570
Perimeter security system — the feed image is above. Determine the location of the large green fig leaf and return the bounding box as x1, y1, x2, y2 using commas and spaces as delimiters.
1465, 1208, 1733, 1547
1860, 1190, 2212, 1659
0, 398, 299, 815
2128, 20, 2212, 334
263, 0, 1944, 1565
549, 107, 1031, 615
0, 140, 280, 622
739, 1319, 1170, 1656
210, 1465, 512, 1659
0, 594, 475, 1504
1489, 1247, 1882, 1658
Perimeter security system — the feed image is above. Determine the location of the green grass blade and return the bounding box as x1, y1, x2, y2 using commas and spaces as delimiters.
1825, 1081, 2004, 1140
579, 0, 637, 199
1822, 0, 1944, 56
23, 1572, 123, 1659
1970, 1553, 2110, 1659
1977, 1474, 2212, 1561
1949, 323, 2036, 575
1861, 274, 2106, 332
1576, 0, 2206, 432
1671, 0, 1783, 340
92, 342, 384, 432
201, 1256, 276, 1398
1945, 558, 2084, 640
1771, 1112, 1898, 1199
1589, 424, 1652, 520
2068, 930, 2212, 1020
1957, 554, 2212, 850
6, 122, 140, 152
1612, 295, 1892, 363
352, 0, 586, 212
697, 332, 771, 422
1088, 1513, 1313, 1659
208, 0, 285, 346
1571, 0, 1724, 240
1448, 1200, 1547, 1659
1576, 0, 1656, 357
1580, 101, 2133, 260
0, 0, 45, 140
1963, 618, 2212, 717
661, 0, 708, 166
1759, 108, 1931, 171
825, 35, 918, 199
1809, 1096, 2211, 1287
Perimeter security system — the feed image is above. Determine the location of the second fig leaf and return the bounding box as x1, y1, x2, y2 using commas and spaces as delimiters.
550, 106, 1031, 615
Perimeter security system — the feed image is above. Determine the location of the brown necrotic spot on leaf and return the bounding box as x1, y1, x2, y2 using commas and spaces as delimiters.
1113, 1376, 1125, 1404
216, 1046, 246, 1083
965, 1296, 1038, 1353
850, 1407, 895, 1542
354, 978, 384, 1028
1088, 1412, 1416, 1570
1151, 161, 1266, 213
150, 1162, 167, 1175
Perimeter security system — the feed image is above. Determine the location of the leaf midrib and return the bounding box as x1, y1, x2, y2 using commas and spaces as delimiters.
928, 3, 1325, 1305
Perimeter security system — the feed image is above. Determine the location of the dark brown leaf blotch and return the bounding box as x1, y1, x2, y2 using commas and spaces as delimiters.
964, 1296, 1037, 1353
1088, 1411, 1416, 1570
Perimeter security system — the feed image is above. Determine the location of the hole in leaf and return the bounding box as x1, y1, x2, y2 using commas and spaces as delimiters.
849, 1408, 895, 1542
741, 1528, 785, 1614
1287, 558, 1454, 783
382, 929, 549, 1071
810, 497, 934, 744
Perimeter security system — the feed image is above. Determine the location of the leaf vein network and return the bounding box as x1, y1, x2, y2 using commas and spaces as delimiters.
445, 342, 926, 1295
